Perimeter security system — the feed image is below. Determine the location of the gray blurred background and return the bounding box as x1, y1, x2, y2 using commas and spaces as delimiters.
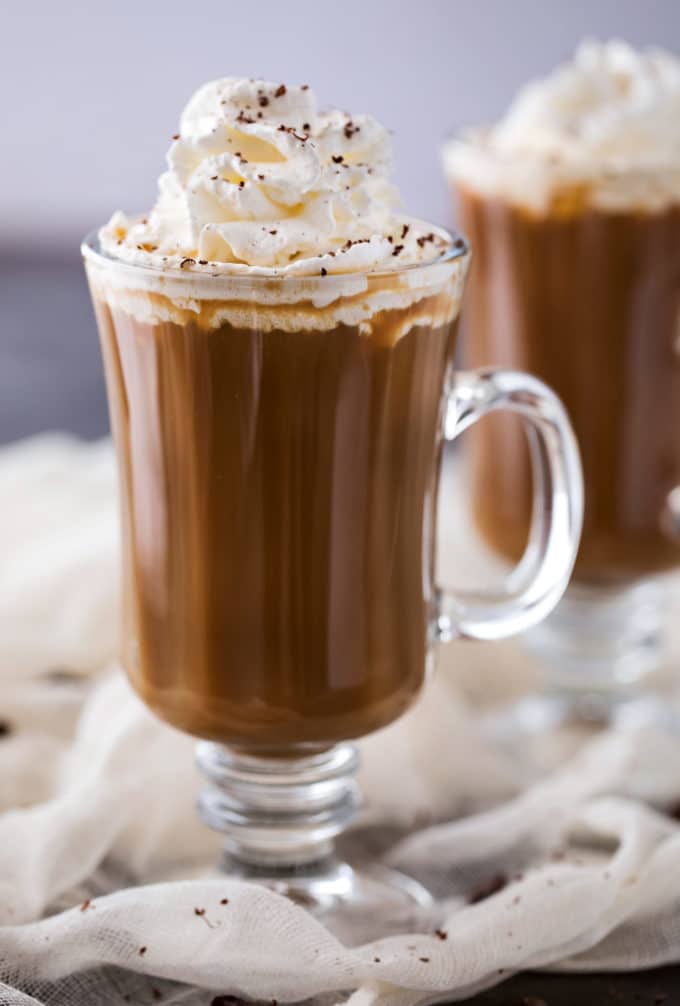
3, 0, 680, 443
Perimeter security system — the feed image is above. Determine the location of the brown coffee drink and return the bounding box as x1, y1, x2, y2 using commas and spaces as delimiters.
89, 268, 462, 748
457, 187, 680, 582
445, 41, 680, 586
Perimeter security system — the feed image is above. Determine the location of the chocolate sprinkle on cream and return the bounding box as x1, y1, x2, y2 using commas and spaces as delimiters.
274, 84, 287, 97
179, 258, 195, 269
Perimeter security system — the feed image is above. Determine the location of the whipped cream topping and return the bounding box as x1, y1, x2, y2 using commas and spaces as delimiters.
444, 40, 680, 213
101, 77, 449, 274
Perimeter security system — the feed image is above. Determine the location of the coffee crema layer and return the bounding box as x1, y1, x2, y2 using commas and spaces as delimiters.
85, 224, 465, 337
91, 269, 461, 746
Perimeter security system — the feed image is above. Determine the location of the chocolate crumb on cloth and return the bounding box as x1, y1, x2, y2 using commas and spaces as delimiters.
467, 872, 508, 904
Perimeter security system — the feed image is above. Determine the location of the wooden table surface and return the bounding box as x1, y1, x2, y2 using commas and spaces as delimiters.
1, 250, 678, 1004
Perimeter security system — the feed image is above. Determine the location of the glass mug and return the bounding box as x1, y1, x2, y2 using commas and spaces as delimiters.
83, 228, 582, 940
446, 136, 680, 732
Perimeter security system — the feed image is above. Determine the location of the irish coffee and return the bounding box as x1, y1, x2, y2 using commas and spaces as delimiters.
85, 75, 581, 915
446, 41, 680, 584
445, 40, 680, 707
86, 76, 468, 748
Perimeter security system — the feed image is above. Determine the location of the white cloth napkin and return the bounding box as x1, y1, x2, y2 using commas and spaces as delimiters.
1, 435, 680, 1006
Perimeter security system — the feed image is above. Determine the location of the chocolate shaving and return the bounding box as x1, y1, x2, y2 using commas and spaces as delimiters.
332, 155, 344, 164
467, 872, 507, 904
258, 173, 265, 180
373, 957, 381, 963
453, 237, 466, 250
210, 175, 219, 181
238, 181, 245, 188
392, 244, 404, 257
434, 929, 448, 940
139, 946, 147, 956
220, 897, 229, 905
303, 122, 310, 131
274, 84, 287, 98
344, 121, 360, 139
79, 899, 93, 912
179, 258, 195, 269
236, 110, 255, 125
198, 259, 208, 265
258, 96, 269, 107
0, 721, 12, 739
419, 957, 430, 963
269, 229, 278, 235
320, 267, 327, 276
401, 223, 410, 239
301, 84, 309, 90
171, 134, 180, 140
194, 907, 205, 916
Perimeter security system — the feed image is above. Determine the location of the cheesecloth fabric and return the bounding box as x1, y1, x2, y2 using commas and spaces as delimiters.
1, 434, 680, 1006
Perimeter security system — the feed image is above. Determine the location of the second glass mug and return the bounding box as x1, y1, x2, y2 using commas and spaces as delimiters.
83, 228, 582, 940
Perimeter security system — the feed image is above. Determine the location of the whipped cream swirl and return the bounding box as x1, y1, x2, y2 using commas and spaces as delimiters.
445, 40, 680, 212
101, 78, 448, 274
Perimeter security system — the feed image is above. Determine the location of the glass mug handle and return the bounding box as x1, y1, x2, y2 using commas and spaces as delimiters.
437, 367, 583, 642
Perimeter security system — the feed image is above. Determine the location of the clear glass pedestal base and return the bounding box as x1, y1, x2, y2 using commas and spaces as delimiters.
195, 740, 433, 943
483, 578, 678, 777
222, 855, 433, 945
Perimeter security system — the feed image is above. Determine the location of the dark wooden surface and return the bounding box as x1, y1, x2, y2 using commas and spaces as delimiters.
0, 249, 109, 445
1, 252, 678, 1004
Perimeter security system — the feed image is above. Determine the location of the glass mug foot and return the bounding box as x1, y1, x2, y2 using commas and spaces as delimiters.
483, 579, 680, 778
196, 742, 433, 943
